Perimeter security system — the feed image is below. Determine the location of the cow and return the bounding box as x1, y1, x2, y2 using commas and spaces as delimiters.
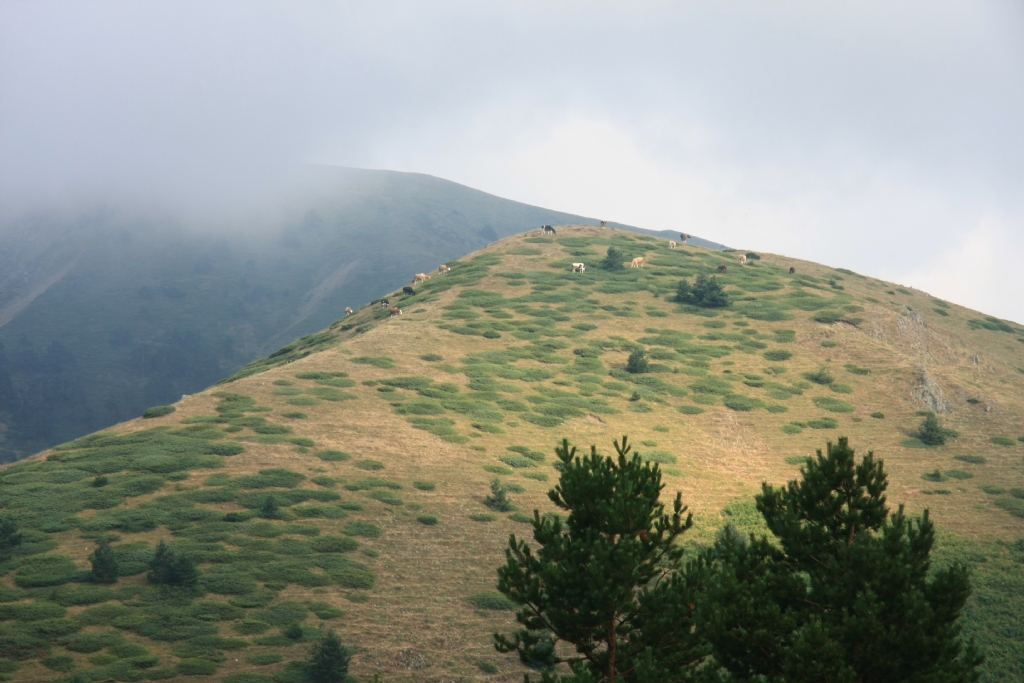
668, 240, 676, 249
739, 255, 747, 265
599, 220, 607, 227
630, 257, 644, 268
542, 225, 556, 234
718, 264, 728, 272
680, 233, 690, 242
438, 264, 450, 275
413, 273, 430, 283
571, 263, 586, 273
380, 299, 390, 308
345, 307, 353, 316
389, 307, 402, 318
402, 286, 415, 295
789, 267, 796, 274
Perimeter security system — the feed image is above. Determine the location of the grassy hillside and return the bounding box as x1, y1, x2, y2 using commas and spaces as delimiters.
1, 226, 1022, 682
2, 168, 674, 462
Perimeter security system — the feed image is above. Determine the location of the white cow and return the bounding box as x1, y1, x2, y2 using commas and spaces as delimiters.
571, 263, 586, 273
668, 240, 676, 249
739, 255, 748, 265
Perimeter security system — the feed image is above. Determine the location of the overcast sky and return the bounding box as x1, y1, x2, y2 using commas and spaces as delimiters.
2, 1, 1023, 322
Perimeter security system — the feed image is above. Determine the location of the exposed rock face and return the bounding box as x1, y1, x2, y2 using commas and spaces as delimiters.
912, 365, 950, 413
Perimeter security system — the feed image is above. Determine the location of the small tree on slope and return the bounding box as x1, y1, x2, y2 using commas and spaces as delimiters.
494, 437, 710, 682
89, 538, 119, 584
309, 628, 351, 683
696, 437, 981, 683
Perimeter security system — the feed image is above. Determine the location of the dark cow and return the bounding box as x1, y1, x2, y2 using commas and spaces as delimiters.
718, 264, 728, 273
380, 299, 390, 308
542, 225, 556, 234
402, 286, 415, 295
680, 233, 690, 242
789, 267, 796, 274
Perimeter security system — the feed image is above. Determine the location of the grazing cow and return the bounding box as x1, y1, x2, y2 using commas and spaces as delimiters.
438, 264, 450, 275
380, 299, 390, 308
345, 307, 353, 316
718, 264, 728, 272
739, 255, 747, 265
413, 273, 430, 283
402, 286, 415, 295
389, 307, 402, 318
789, 266, 796, 274
599, 220, 607, 227
542, 225, 556, 234
630, 257, 644, 268
571, 263, 586, 273
680, 233, 690, 242
668, 240, 676, 249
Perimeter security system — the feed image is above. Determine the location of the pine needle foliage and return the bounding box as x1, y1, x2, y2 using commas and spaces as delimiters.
147, 539, 199, 589
918, 412, 958, 446
697, 437, 981, 683
494, 437, 708, 683
674, 274, 729, 308
309, 628, 351, 683
89, 539, 119, 584
599, 247, 627, 271
484, 479, 515, 512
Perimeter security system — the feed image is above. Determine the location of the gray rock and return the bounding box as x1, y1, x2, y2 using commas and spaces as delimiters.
912, 366, 950, 413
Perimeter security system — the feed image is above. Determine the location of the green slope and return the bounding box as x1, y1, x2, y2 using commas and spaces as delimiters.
1, 226, 1021, 682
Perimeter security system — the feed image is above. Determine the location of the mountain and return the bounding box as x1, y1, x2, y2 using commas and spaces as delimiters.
2, 226, 1022, 682
0, 167, 724, 462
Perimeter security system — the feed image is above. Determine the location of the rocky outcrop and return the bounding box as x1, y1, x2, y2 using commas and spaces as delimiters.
911, 365, 950, 413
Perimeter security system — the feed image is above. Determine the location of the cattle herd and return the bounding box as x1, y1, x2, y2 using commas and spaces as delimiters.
345, 230, 800, 319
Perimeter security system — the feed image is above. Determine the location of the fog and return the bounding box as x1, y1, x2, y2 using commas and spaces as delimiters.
2, 1, 1023, 321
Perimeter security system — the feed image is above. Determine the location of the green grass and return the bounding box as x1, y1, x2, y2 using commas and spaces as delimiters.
990, 436, 1016, 446
143, 405, 177, 419
351, 356, 396, 368
812, 396, 855, 413
466, 591, 515, 610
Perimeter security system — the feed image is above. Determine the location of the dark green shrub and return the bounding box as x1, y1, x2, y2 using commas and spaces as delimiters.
954, 455, 985, 465
354, 460, 384, 471
723, 394, 764, 412
870, 412, 885, 419
763, 350, 792, 361
812, 396, 855, 413
675, 273, 729, 308
224, 674, 274, 683
521, 471, 549, 481
350, 356, 395, 368
945, 470, 973, 480
499, 455, 535, 469
677, 405, 704, 415
42, 654, 76, 671
922, 469, 948, 482
342, 522, 381, 538
813, 310, 844, 323
417, 515, 438, 526
237, 469, 306, 489
412, 480, 436, 491
329, 561, 375, 589
990, 436, 1016, 446
15, 554, 79, 588
147, 540, 198, 589
469, 513, 498, 522
421, 353, 443, 361
366, 490, 403, 506
807, 417, 839, 429
310, 537, 358, 553
467, 591, 515, 610
246, 651, 283, 665
600, 246, 626, 271
177, 658, 218, 675
143, 405, 176, 419
803, 368, 834, 385
829, 383, 853, 394
315, 450, 350, 462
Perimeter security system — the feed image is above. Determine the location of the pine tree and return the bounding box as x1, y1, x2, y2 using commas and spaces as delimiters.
309, 628, 351, 683
918, 412, 957, 446
494, 437, 708, 682
260, 495, 279, 519
0, 517, 22, 558
625, 348, 649, 374
674, 273, 729, 308
147, 539, 198, 589
90, 539, 119, 584
484, 479, 515, 512
697, 437, 981, 682
600, 247, 626, 271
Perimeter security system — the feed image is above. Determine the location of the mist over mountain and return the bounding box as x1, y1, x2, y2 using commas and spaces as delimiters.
0, 167, 722, 462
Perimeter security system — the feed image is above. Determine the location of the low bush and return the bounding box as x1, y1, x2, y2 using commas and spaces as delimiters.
922, 469, 948, 482
15, 555, 79, 588
417, 515, 438, 526
994, 497, 1024, 518
830, 383, 853, 394
350, 356, 395, 368
812, 396, 855, 413
521, 471, 549, 481
803, 368, 834, 385
467, 591, 515, 610
42, 654, 76, 671
223, 674, 274, 683
421, 354, 444, 361
781, 424, 803, 435
954, 455, 986, 465
677, 405, 704, 415
499, 455, 536, 468
483, 465, 513, 475
143, 405, 176, 419
763, 350, 792, 362
367, 490, 403, 506
870, 412, 885, 419
412, 480, 436, 491
342, 522, 381, 538
315, 450, 350, 462
469, 513, 498, 522
807, 417, 838, 429
177, 658, 218, 676
945, 469, 974, 480
990, 436, 1016, 446
246, 651, 283, 665
641, 450, 677, 465
723, 394, 765, 412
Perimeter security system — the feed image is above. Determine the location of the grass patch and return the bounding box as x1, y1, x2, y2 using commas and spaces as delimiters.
343, 522, 381, 538
990, 436, 1016, 446
807, 417, 839, 429
351, 356, 396, 368
314, 450, 350, 462
143, 405, 176, 419
812, 396, 855, 413
466, 591, 515, 610
417, 515, 438, 526
954, 455, 986, 465
469, 513, 497, 522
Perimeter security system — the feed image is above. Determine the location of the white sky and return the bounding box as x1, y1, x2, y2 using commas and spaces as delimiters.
2, 1, 1023, 322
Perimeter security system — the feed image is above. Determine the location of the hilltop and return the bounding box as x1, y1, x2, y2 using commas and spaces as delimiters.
1, 226, 1022, 682
1, 167, 703, 462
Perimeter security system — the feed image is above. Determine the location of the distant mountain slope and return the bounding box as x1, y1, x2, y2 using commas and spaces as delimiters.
0, 167, 721, 461
2, 226, 1022, 682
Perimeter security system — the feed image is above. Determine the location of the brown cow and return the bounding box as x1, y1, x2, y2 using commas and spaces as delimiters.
344, 307, 353, 316
718, 264, 728, 272
389, 307, 402, 318
413, 273, 430, 283
438, 264, 450, 275
789, 266, 796, 274
739, 255, 747, 265
630, 257, 644, 268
